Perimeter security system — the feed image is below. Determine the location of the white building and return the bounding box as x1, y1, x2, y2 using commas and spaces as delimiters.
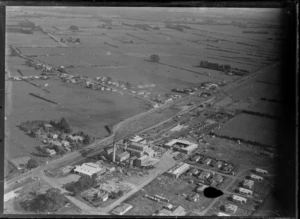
224, 204, 238, 214
255, 168, 268, 175
166, 162, 190, 178
130, 135, 143, 143
243, 179, 255, 189
216, 212, 230, 216
111, 203, 133, 215
250, 174, 264, 181
61, 140, 70, 147
164, 139, 198, 154
74, 163, 104, 177
232, 195, 247, 204
238, 187, 253, 196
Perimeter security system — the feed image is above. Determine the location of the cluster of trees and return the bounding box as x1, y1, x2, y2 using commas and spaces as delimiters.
60, 37, 80, 43
19, 120, 45, 132
149, 54, 160, 63
199, 60, 232, 72
20, 188, 68, 213
49, 117, 72, 133
69, 25, 79, 31
10, 46, 19, 57
109, 190, 124, 199
73, 131, 93, 145
18, 20, 36, 28
64, 175, 98, 195
165, 24, 185, 32
27, 158, 39, 169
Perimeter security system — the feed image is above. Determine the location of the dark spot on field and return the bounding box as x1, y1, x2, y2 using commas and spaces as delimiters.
203, 187, 224, 198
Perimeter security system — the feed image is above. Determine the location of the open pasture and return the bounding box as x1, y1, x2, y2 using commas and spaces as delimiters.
215, 113, 279, 147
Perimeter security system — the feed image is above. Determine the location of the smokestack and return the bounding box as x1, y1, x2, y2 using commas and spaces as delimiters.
112, 142, 116, 162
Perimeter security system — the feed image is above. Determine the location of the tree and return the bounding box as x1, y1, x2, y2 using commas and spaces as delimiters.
57, 117, 71, 133
69, 25, 79, 31
149, 54, 160, 63
27, 158, 39, 169
75, 38, 80, 43
20, 188, 67, 213
83, 134, 91, 145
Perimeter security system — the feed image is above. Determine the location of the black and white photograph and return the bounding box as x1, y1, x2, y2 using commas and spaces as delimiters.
1, 4, 297, 217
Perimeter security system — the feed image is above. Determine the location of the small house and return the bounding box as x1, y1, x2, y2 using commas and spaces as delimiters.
238, 187, 253, 196
243, 179, 254, 189
203, 158, 212, 165
232, 195, 247, 204
215, 161, 223, 169
224, 204, 238, 214
198, 171, 211, 179
61, 140, 70, 147
46, 148, 56, 156
250, 174, 263, 182
187, 193, 200, 202
255, 168, 268, 175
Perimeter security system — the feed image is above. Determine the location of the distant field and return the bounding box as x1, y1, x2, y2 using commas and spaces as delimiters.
228, 80, 282, 102
6, 32, 59, 47
215, 113, 279, 147
255, 66, 281, 85
243, 100, 284, 118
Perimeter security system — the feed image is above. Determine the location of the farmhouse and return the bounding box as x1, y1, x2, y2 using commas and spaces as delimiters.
166, 162, 190, 178
46, 148, 56, 156
250, 174, 264, 181
49, 140, 62, 147
232, 195, 247, 204
243, 179, 254, 189
164, 139, 198, 154
74, 163, 104, 177
67, 135, 83, 142
238, 187, 253, 196
224, 204, 238, 214
111, 203, 133, 215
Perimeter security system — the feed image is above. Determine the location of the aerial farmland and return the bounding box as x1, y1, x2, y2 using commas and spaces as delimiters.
3, 6, 296, 217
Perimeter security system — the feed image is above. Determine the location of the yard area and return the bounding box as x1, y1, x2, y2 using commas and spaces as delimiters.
141, 175, 213, 213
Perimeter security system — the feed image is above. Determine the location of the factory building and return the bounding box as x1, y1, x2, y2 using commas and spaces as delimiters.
74, 163, 104, 177
164, 139, 198, 154
126, 142, 155, 158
